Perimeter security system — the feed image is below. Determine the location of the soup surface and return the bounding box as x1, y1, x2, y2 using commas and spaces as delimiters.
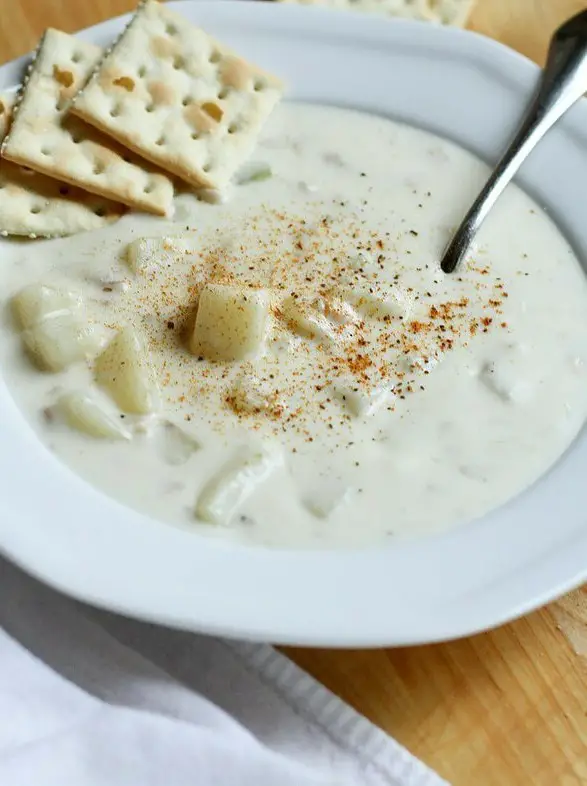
2, 103, 587, 548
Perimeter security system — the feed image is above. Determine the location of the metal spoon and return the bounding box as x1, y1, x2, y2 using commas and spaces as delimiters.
441, 9, 587, 274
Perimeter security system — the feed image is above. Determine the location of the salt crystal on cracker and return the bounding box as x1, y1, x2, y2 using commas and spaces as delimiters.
0, 92, 124, 238
2, 29, 174, 216
70, 0, 284, 190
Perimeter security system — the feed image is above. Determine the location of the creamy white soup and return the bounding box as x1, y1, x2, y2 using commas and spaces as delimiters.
2, 103, 587, 549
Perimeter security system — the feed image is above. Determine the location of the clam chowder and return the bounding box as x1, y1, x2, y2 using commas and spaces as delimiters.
2, 103, 587, 548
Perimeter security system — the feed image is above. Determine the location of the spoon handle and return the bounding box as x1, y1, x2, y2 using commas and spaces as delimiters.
441, 10, 587, 274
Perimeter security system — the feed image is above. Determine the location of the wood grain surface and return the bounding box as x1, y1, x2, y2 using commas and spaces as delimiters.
1, 2, 587, 784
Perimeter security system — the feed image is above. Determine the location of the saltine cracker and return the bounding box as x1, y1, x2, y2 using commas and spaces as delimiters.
0, 92, 124, 237
71, 0, 284, 190
2, 29, 174, 215
275, 0, 474, 26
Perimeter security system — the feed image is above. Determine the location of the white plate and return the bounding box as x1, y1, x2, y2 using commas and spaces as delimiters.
1, 1, 587, 647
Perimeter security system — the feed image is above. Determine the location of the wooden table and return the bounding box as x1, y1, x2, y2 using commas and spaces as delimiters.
2, 1, 587, 783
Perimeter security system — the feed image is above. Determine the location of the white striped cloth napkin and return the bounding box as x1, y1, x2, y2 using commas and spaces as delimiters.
0, 556, 447, 785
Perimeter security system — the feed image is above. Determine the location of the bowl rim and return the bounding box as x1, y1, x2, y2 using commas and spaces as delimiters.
1, 0, 587, 647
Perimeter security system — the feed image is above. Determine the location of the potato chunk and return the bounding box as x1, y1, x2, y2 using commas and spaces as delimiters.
226, 367, 280, 416
12, 284, 81, 329
57, 392, 131, 440
279, 295, 337, 344
12, 283, 98, 373
336, 286, 413, 320
196, 445, 282, 525
126, 236, 195, 273
190, 284, 269, 362
303, 477, 354, 519
95, 326, 158, 414
23, 315, 102, 372
332, 380, 391, 417
155, 420, 199, 466
479, 356, 532, 404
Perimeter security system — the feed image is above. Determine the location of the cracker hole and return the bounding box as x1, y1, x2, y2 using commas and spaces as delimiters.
253, 80, 265, 92
53, 65, 74, 88
138, 66, 147, 78
59, 186, 70, 196
71, 134, 82, 144
30, 206, 42, 214
113, 76, 135, 92
173, 56, 185, 70
144, 182, 155, 194
165, 23, 177, 35
191, 131, 200, 140
209, 50, 221, 64
94, 206, 107, 217
182, 96, 193, 107
218, 87, 230, 100
228, 123, 239, 135
201, 102, 223, 123
71, 52, 82, 64
155, 136, 165, 146
93, 162, 106, 176
146, 103, 155, 113
202, 163, 212, 173
40, 147, 51, 156
110, 105, 121, 118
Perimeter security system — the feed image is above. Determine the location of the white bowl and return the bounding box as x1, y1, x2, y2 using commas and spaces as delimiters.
1, 1, 587, 647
